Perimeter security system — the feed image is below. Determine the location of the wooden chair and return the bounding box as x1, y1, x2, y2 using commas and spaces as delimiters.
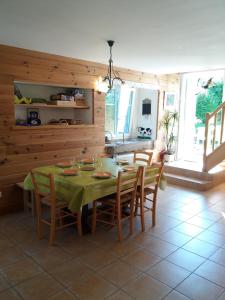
92, 167, 141, 241
135, 162, 164, 231
16, 182, 35, 216
31, 170, 82, 245
133, 150, 153, 166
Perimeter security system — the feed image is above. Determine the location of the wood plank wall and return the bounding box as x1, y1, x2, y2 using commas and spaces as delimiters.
0, 44, 180, 214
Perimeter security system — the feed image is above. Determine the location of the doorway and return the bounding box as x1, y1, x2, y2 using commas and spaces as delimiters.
178, 70, 224, 165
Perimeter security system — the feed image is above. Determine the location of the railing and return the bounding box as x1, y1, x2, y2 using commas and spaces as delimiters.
203, 101, 225, 171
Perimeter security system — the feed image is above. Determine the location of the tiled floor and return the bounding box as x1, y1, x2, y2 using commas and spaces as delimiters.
1, 183, 225, 299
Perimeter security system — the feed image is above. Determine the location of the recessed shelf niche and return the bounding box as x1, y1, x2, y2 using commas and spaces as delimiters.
14, 82, 94, 128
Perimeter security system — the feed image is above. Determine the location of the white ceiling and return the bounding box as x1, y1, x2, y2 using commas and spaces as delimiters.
1, 0, 225, 74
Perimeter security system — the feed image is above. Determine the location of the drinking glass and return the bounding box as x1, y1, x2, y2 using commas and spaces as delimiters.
74, 157, 80, 170
70, 158, 75, 169
113, 153, 118, 165
92, 153, 96, 167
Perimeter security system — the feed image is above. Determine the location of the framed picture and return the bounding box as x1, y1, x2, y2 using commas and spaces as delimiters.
164, 92, 176, 111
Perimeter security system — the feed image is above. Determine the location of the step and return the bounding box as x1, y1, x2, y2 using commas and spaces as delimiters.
164, 172, 213, 191
163, 164, 212, 181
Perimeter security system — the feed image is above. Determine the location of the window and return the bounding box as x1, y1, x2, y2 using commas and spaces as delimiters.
105, 85, 134, 137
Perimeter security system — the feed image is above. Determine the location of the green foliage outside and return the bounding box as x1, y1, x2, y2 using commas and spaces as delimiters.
195, 81, 224, 126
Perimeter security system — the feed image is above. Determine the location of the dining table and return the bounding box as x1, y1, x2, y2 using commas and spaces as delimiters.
24, 157, 165, 232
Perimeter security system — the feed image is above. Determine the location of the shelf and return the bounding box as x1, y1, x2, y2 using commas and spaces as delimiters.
15, 104, 90, 109
12, 124, 96, 130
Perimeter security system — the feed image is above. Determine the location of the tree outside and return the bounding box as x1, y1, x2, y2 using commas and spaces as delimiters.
195, 81, 224, 125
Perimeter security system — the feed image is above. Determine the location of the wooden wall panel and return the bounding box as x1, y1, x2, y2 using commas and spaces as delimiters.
0, 44, 180, 214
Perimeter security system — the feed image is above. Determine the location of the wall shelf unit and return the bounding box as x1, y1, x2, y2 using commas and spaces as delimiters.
15, 104, 90, 109
12, 124, 96, 130
14, 82, 94, 127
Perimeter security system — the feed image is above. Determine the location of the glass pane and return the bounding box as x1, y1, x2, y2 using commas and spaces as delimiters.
116, 86, 133, 135
105, 90, 116, 135
105, 85, 134, 137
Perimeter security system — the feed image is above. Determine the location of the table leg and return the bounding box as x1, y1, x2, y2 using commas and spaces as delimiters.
81, 204, 91, 234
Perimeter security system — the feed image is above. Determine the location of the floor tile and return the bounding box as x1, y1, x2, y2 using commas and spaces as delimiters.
218, 290, 225, 300
121, 248, 161, 271
210, 247, 225, 267
209, 222, 225, 235
0, 234, 14, 249
147, 260, 190, 288
59, 236, 99, 257
100, 260, 140, 288
195, 260, 225, 287
6, 228, 35, 244
30, 246, 73, 270
105, 240, 141, 257
164, 290, 190, 300
176, 273, 224, 300
159, 229, 192, 247
187, 216, 215, 229
141, 236, 178, 258
0, 274, 10, 293
79, 248, 117, 271
162, 210, 193, 222
15, 273, 62, 300
174, 222, 204, 237
123, 273, 171, 300
70, 272, 117, 300
18, 237, 50, 256
181, 204, 203, 214
0, 246, 25, 268
197, 230, 225, 247
49, 258, 94, 288
131, 232, 153, 247
197, 211, 223, 222
0, 289, 22, 300
106, 290, 133, 299
48, 289, 78, 300
1, 257, 42, 286
183, 238, 218, 258
166, 248, 206, 271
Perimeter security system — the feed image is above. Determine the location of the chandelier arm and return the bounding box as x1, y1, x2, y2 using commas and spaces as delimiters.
112, 77, 125, 85
103, 40, 124, 92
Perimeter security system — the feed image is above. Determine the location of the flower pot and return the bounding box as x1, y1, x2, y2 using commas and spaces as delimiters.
164, 154, 175, 163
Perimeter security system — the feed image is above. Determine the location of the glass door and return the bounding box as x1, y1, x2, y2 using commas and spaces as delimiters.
178, 70, 224, 163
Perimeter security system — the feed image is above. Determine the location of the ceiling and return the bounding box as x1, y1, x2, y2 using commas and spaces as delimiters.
1, 0, 225, 74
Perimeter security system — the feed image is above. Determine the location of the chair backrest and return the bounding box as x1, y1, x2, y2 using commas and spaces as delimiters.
31, 170, 56, 207
133, 150, 153, 166
139, 162, 164, 195
116, 167, 141, 203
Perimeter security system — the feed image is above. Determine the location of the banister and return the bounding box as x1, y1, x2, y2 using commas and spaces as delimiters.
207, 101, 225, 119
203, 101, 225, 172
203, 113, 210, 172
220, 107, 225, 144
212, 113, 217, 151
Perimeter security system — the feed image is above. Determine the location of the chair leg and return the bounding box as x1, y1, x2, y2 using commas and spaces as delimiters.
92, 201, 97, 234
30, 191, 36, 216
140, 195, 145, 232
117, 204, 122, 242
112, 204, 116, 224
152, 194, 157, 227
23, 190, 29, 212
49, 208, 56, 246
35, 198, 43, 240
77, 211, 82, 236
134, 195, 139, 216
129, 199, 135, 236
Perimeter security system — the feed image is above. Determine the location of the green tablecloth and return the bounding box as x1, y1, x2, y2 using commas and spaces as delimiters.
24, 158, 165, 212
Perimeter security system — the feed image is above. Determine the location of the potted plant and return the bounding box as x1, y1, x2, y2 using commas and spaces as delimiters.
160, 110, 179, 162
